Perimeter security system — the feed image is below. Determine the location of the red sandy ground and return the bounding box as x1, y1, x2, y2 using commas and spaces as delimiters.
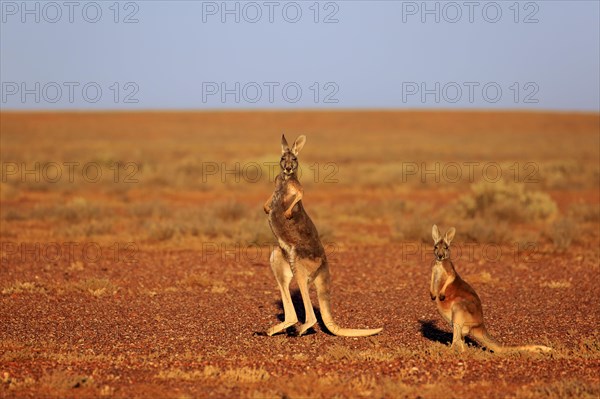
0, 111, 599, 398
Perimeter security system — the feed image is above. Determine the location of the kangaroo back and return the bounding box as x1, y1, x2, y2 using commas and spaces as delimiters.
268, 174, 324, 260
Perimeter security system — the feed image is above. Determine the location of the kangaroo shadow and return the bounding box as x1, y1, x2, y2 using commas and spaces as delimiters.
419, 319, 479, 347
273, 289, 331, 336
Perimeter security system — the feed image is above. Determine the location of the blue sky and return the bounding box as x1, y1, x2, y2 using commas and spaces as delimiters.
1, 1, 599, 110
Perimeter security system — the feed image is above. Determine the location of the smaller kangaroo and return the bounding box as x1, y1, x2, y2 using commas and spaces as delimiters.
430, 225, 552, 353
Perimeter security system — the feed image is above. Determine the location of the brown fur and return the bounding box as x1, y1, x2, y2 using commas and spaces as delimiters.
263, 135, 382, 337
430, 225, 551, 353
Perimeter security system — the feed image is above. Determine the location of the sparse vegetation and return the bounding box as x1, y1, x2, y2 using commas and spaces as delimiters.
38, 370, 93, 392
454, 180, 558, 223
550, 217, 578, 251
31, 197, 102, 223
392, 214, 434, 242
515, 380, 600, 399
456, 218, 511, 243
147, 221, 176, 241
0, 111, 598, 398
155, 366, 270, 386
1, 281, 47, 295
72, 278, 118, 297
540, 280, 572, 289
568, 203, 600, 223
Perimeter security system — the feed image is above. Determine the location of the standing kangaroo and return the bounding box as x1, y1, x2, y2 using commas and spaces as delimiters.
263, 135, 383, 337
430, 225, 551, 353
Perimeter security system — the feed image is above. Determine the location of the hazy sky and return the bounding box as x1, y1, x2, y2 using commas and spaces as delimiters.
1, 1, 599, 110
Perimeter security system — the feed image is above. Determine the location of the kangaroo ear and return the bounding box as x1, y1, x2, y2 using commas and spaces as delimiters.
444, 227, 456, 245
432, 224, 442, 243
281, 134, 289, 154
291, 135, 306, 155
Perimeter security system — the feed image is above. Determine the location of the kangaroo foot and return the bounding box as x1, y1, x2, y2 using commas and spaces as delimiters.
295, 319, 317, 336
266, 320, 297, 336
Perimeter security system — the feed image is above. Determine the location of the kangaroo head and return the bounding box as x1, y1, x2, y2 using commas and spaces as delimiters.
280, 134, 306, 176
432, 225, 456, 261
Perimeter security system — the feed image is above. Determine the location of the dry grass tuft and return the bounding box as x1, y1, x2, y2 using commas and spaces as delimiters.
68, 261, 85, 271
147, 221, 176, 241
456, 219, 511, 243
550, 217, 578, 251
515, 379, 600, 399
57, 219, 114, 238
156, 367, 211, 381
156, 366, 269, 384
31, 197, 102, 223
454, 180, 557, 223
1, 371, 36, 391
71, 278, 118, 297
2, 208, 26, 221
1, 281, 47, 295
130, 201, 172, 219
540, 280, 572, 289
213, 200, 247, 222
567, 203, 600, 223
266, 371, 459, 399
392, 215, 434, 243
221, 367, 270, 384
37, 370, 94, 393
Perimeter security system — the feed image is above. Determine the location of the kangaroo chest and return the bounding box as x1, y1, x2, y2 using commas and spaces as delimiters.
432, 263, 448, 292
270, 181, 295, 211
431, 262, 453, 323
267, 179, 298, 253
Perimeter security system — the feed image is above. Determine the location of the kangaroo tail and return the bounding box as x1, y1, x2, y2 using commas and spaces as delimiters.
471, 326, 551, 353
313, 267, 383, 337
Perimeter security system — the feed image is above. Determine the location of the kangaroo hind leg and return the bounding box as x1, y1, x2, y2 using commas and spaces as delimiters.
450, 305, 470, 352
266, 247, 298, 336
295, 258, 322, 336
